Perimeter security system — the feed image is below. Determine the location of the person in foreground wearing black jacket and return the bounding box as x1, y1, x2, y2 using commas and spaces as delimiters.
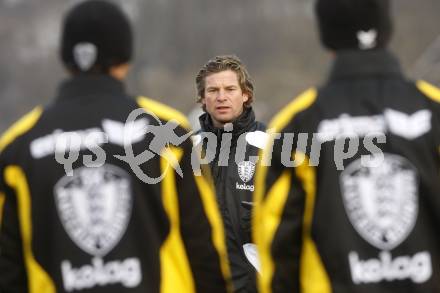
194, 55, 266, 293
254, 0, 440, 292
0, 1, 231, 292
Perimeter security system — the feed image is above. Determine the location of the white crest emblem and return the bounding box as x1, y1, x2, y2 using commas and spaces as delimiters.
54, 164, 132, 257
237, 161, 256, 183
73, 42, 97, 71
340, 153, 418, 250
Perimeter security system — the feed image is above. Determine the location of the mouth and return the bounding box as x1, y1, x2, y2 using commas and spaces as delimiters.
216, 106, 230, 112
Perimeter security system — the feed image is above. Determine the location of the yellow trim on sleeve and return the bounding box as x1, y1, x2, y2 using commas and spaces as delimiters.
256, 87, 317, 196
417, 80, 440, 103
159, 147, 195, 293
254, 169, 292, 293
254, 88, 324, 293
0, 107, 43, 153
295, 156, 331, 293
136, 96, 191, 130
4, 166, 56, 293
254, 87, 318, 209
194, 174, 232, 292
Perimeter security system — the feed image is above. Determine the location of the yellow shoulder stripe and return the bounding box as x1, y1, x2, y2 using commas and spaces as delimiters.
417, 80, 440, 103
256, 87, 318, 203
5, 166, 56, 293
136, 96, 191, 130
0, 107, 43, 153
268, 88, 317, 133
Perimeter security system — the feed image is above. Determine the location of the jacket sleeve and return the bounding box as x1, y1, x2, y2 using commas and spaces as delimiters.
0, 106, 43, 292
253, 130, 305, 293
0, 157, 28, 293
136, 97, 231, 292
253, 88, 324, 293
178, 139, 231, 293
157, 131, 231, 293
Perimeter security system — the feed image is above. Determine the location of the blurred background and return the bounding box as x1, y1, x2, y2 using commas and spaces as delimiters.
1, 0, 440, 132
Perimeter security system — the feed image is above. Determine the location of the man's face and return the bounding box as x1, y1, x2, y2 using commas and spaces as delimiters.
202, 70, 249, 128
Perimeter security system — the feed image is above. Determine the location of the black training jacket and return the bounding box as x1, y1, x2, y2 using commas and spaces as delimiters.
0, 75, 231, 293
254, 50, 440, 293
196, 108, 265, 293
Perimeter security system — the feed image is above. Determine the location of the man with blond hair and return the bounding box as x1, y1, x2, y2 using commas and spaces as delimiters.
194, 55, 266, 292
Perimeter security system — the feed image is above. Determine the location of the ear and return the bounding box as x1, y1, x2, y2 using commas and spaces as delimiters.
242, 93, 249, 103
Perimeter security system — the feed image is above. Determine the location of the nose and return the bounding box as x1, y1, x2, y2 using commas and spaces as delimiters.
216, 89, 227, 101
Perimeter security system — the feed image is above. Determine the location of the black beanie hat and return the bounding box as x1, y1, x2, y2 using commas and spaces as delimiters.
61, 0, 133, 73
315, 0, 393, 51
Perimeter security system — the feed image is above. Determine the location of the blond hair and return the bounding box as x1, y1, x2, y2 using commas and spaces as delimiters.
195, 55, 254, 108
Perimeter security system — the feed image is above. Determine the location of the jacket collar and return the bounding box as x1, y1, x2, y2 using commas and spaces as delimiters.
56, 74, 127, 102
328, 49, 403, 82
199, 107, 256, 137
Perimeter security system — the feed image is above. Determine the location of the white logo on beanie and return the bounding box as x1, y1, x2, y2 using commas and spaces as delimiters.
357, 29, 377, 50
73, 42, 97, 71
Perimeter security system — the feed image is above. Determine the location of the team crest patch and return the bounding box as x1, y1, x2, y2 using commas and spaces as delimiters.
73, 42, 97, 72
340, 153, 418, 250
54, 164, 132, 257
238, 161, 256, 183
